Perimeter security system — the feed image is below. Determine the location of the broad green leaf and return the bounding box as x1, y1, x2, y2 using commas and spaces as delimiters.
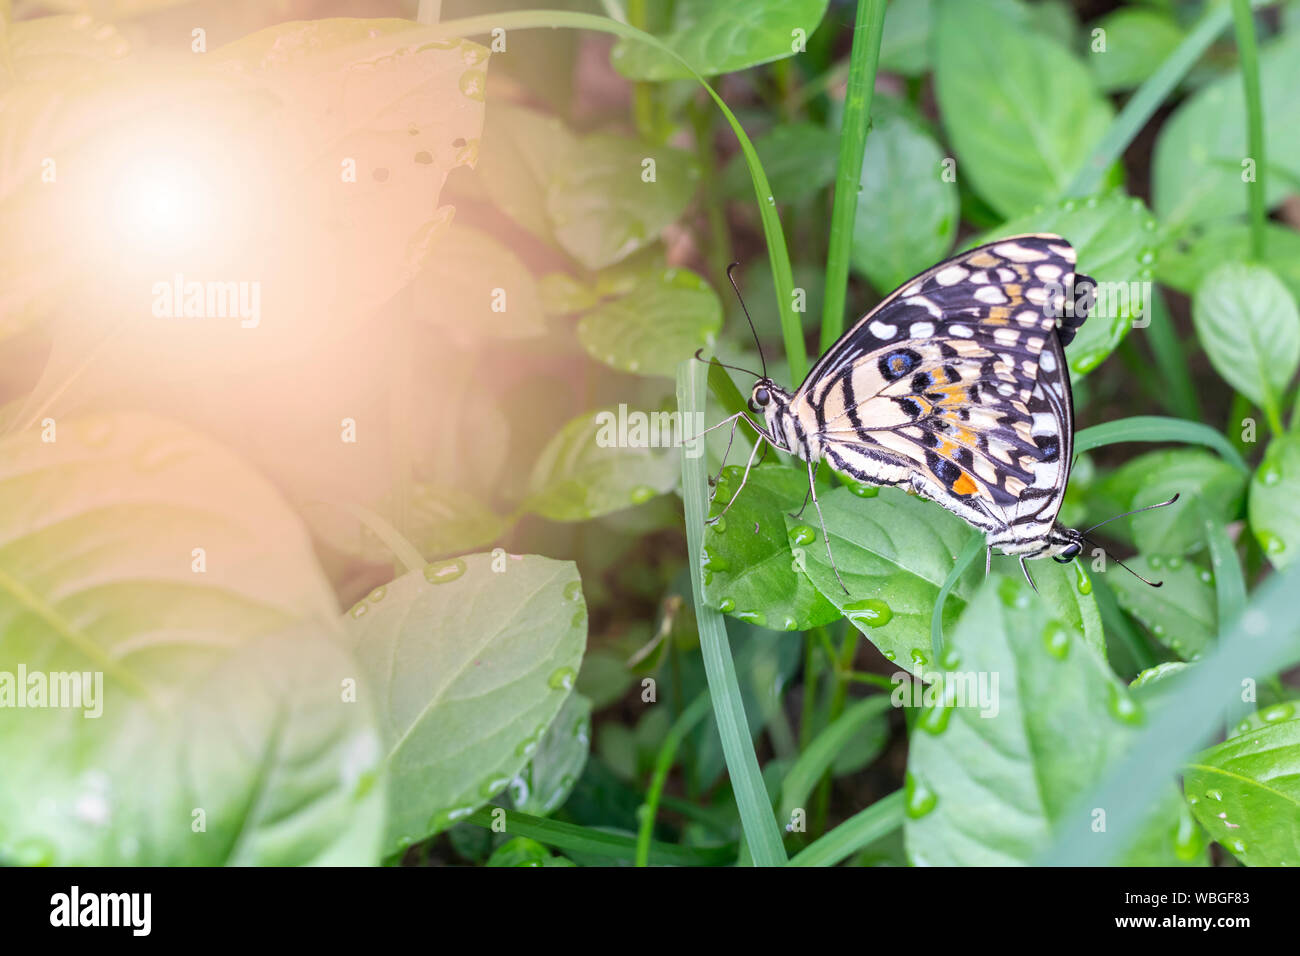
0, 413, 384, 866
610, 0, 830, 81
1228, 700, 1299, 740
933, 0, 1113, 218
879, 0, 932, 76
792, 487, 1102, 675
851, 114, 958, 294
703, 464, 842, 632
546, 133, 699, 271
577, 267, 721, 377
1091, 448, 1246, 555
509, 692, 592, 816
1108, 554, 1217, 661
1192, 263, 1300, 424
1158, 221, 1300, 306
905, 575, 1203, 866
989, 192, 1158, 376
1185, 718, 1300, 866
1249, 435, 1300, 570
344, 553, 587, 854
417, 224, 545, 340
1153, 31, 1300, 228
721, 122, 839, 203
1086, 9, 1185, 92
476, 99, 578, 244
524, 406, 679, 522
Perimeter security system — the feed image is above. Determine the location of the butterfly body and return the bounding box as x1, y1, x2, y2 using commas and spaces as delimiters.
728, 234, 1096, 588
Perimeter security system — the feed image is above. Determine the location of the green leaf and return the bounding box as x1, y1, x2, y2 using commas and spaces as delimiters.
476, 100, 579, 244
546, 133, 699, 271
486, 836, 552, 866
850, 114, 958, 294
344, 553, 587, 855
1249, 435, 1300, 570
1093, 448, 1246, 555
610, 0, 831, 81
878, 0, 932, 75
417, 224, 545, 339
905, 575, 1200, 866
988, 192, 1158, 376
1185, 718, 1300, 866
933, 0, 1114, 218
1192, 263, 1300, 427
577, 267, 722, 377
703, 464, 842, 632
720, 121, 840, 204
524, 406, 679, 522
510, 692, 592, 817
1158, 221, 1300, 306
1228, 700, 1299, 740
0, 413, 384, 866
1153, 31, 1300, 228
1086, 8, 1185, 92
1107, 554, 1217, 661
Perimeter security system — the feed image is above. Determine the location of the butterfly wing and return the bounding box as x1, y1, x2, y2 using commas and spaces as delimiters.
796, 234, 1091, 547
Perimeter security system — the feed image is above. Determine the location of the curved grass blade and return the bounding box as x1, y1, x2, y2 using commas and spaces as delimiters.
787, 790, 904, 867
930, 530, 984, 663
677, 359, 788, 865
636, 692, 712, 866
1074, 416, 1248, 473
780, 694, 892, 824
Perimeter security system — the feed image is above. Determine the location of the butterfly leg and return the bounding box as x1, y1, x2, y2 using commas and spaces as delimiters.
708, 416, 741, 491
1018, 556, 1038, 593
705, 434, 765, 525
788, 461, 818, 520
805, 458, 849, 595
985, 545, 993, 578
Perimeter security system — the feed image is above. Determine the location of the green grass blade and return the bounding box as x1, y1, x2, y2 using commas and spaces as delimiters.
780, 694, 892, 823
1063, 1, 1242, 197
1143, 289, 1203, 422
428, 9, 803, 380
463, 807, 735, 866
931, 530, 984, 662
787, 790, 904, 866
677, 358, 789, 865
820, 0, 888, 353
1231, 0, 1268, 259
1074, 416, 1249, 473
1092, 574, 1157, 674
636, 692, 712, 866
1041, 560, 1300, 865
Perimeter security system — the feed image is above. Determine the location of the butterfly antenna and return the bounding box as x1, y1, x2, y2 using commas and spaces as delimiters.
1082, 538, 1164, 588
727, 262, 767, 380
1083, 493, 1180, 535
692, 348, 764, 380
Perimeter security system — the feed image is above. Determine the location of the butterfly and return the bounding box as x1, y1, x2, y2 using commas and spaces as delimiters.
702, 234, 1174, 593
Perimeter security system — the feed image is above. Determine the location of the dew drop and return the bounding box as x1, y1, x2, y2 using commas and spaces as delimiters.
564, 580, 583, 601
424, 558, 467, 584
718, 597, 736, 613
702, 545, 732, 573
350, 603, 369, 619
1108, 684, 1144, 726
735, 609, 767, 626
1205, 789, 1223, 802
919, 701, 952, 735
1073, 562, 1092, 594
713, 515, 727, 534
548, 666, 576, 691
1261, 702, 1295, 723
940, 648, 961, 670
789, 525, 817, 546
844, 597, 893, 628
367, 585, 387, 603
848, 482, 879, 498
630, 485, 656, 504
1043, 621, 1070, 659
904, 771, 938, 819
910, 648, 928, 667
883, 650, 897, 661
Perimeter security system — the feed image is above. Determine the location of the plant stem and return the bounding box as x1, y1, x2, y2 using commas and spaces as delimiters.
637, 692, 712, 866
820, 0, 887, 353
1231, 0, 1267, 260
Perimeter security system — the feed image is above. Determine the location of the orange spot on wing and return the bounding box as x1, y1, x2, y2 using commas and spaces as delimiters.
952, 472, 978, 496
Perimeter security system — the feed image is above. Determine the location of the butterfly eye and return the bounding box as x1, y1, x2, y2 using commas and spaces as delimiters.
754, 387, 770, 406
1053, 542, 1082, 563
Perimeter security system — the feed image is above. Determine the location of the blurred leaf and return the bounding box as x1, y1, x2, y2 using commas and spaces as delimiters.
933, 0, 1113, 218
1228, 700, 1299, 740
1185, 718, 1300, 866
511, 692, 592, 817
905, 575, 1202, 866
524, 406, 679, 522
417, 224, 545, 340
1153, 30, 1300, 228
721, 121, 839, 203
0, 413, 383, 866
1249, 435, 1300, 570
476, 99, 578, 244
1087, 8, 1185, 92
1158, 221, 1300, 305
576, 648, 636, 710
1108, 554, 1216, 660
703, 464, 842, 632
851, 114, 958, 294
990, 192, 1158, 376
1193, 263, 1300, 425
486, 836, 551, 866
1093, 448, 1246, 556
345, 553, 587, 855
578, 267, 722, 377
0, 13, 130, 84
879, 0, 932, 75
610, 0, 831, 81
546, 133, 699, 271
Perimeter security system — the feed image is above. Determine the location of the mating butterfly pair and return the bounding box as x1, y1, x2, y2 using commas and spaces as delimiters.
705, 234, 1172, 593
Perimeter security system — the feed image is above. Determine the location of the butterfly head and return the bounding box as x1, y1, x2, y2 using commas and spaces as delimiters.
748, 379, 794, 434
1048, 524, 1085, 564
